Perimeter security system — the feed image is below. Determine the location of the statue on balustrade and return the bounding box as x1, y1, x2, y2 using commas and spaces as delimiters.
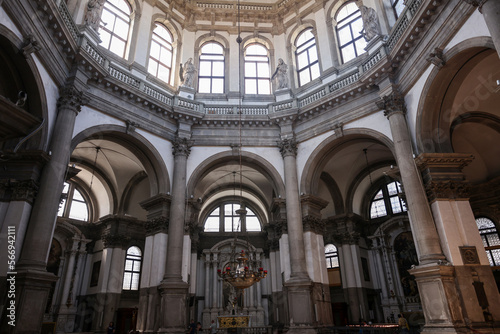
84, 0, 105, 31
180, 58, 197, 88
271, 58, 289, 90
356, 1, 381, 41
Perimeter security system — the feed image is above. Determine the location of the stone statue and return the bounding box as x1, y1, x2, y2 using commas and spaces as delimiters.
180, 58, 197, 88
84, 0, 105, 31
271, 58, 288, 90
357, 2, 381, 41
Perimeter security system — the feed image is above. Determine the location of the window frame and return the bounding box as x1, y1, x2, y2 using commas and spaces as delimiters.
148, 22, 174, 85
204, 202, 262, 233
98, 0, 132, 58
294, 28, 320, 87
244, 43, 271, 95
198, 42, 225, 94
58, 181, 90, 222
391, 0, 405, 20
123, 246, 142, 291
335, 2, 366, 64
475, 217, 500, 267
369, 181, 407, 219
325, 243, 339, 269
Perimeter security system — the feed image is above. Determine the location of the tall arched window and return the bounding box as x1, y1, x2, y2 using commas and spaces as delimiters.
335, 2, 366, 63
295, 28, 320, 87
99, 0, 132, 58
476, 217, 500, 267
370, 181, 407, 219
391, 0, 405, 19
58, 181, 89, 221
148, 23, 174, 84
198, 42, 225, 94
244, 43, 270, 95
204, 202, 261, 232
325, 244, 339, 269
123, 246, 142, 290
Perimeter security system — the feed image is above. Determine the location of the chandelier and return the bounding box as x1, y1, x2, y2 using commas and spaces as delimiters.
218, 249, 267, 289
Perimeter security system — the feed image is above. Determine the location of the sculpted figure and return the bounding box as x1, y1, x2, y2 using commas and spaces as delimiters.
180, 58, 197, 88
84, 0, 104, 31
271, 58, 289, 90
357, 2, 381, 41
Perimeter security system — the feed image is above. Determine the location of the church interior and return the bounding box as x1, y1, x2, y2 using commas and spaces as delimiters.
1, 0, 500, 333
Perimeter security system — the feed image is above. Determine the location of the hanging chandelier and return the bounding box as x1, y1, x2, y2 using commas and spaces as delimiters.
218, 249, 267, 289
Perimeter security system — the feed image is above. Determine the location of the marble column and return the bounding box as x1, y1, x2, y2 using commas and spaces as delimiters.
465, 0, 500, 58
2, 85, 86, 334
377, 92, 445, 264
158, 136, 192, 333
277, 137, 314, 333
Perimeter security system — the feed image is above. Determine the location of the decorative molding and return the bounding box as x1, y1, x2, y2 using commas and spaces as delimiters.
302, 216, 325, 235
424, 180, 470, 202
101, 233, 130, 248
463, 0, 488, 13
57, 85, 87, 114
275, 219, 288, 238
376, 91, 406, 117
459, 246, 480, 265
426, 47, 445, 68
333, 231, 360, 245
126, 120, 139, 134
277, 137, 297, 158
415, 153, 474, 171
145, 216, 169, 235
21, 35, 41, 58
172, 136, 193, 157
0, 179, 39, 203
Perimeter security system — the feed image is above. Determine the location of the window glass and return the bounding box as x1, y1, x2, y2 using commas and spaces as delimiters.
325, 244, 339, 269
369, 181, 406, 219
123, 246, 141, 290
476, 217, 500, 267
295, 28, 320, 87
58, 181, 89, 222
198, 42, 225, 93
148, 23, 174, 84
335, 2, 366, 63
244, 43, 270, 95
99, 0, 131, 58
204, 202, 262, 232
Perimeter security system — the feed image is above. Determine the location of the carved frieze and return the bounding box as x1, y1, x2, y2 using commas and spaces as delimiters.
459, 246, 480, 265
424, 180, 470, 202
464, 0, 488, 12
277, 137, 297, 158
145, 216, 169, 235
333, 231, 360, 245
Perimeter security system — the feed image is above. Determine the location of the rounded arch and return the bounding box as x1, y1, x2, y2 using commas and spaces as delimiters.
195, 33, 230, 51
300, 128, 395, 196
0, 25, 48, 150
187, 150, 285, 199
71, 124, 170, 195
416, 36, 497, 153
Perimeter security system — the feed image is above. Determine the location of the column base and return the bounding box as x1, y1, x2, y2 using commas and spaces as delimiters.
158, 279, 189, 333
285, 325, 317, 334
284, 279, 314, 327
0, 269, 58, 334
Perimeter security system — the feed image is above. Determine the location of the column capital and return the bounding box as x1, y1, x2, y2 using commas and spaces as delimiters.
302, 215, 326, 235
145, 216, 169, 236
2, 179, 39, 203
274, 219, 288, 238
101, 233, 130, 248
172, 136, 193, 157
57, 85, 88, 115
424, 180, 471, 202
376, 91, 406, 118
277, 137, 297, 158
463, 0, 488, 12
333, 231, 360, 245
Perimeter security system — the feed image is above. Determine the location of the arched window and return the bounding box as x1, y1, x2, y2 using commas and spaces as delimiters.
476, 217, 500, 267
123, 246, 142, 290
295, 28, 320, 86
198, 42, 225, 94
148, 23, 174, 84
99, 0, 132, 58
58, 182, 89, 221
325, 244, 339, 269
204, 202, 261, 232
244, 43, 270, 95
391, 0, 405, 19
335, 2, 366, 63
370, 181, 407, 219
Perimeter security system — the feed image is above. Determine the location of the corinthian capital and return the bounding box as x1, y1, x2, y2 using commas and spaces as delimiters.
57, 85, 87, 114
172, 136, 193, 157
463, 0, 488, 12
277, 137, 297, 158
376, 91, 406, 118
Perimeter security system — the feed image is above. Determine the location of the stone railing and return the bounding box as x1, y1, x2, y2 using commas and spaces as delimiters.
82, 39, 106, 67
175, 97, 202, 112
386, 0, 423, 52
299, 87, 327, 108
144, 85, 172, 106
272, 100, 294, 113
361, 47, 385, 73
58, 0, 80, 42
109, 65, 141, 88
328, 71, 360, 93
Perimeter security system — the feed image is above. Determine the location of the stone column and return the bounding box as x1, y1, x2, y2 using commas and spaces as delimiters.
377, 92, 445, 264
413, 153, 500, 329
158, 135, 192, 333
277, 137, 314, 333
2, 85, 86, 334
465, 0, 500, 58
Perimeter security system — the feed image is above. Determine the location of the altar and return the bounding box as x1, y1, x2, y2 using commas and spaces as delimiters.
217, 315, 250, 328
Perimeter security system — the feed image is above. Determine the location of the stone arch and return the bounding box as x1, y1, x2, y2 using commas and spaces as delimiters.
300, 128, 395, 196
71, 124, 170, 196
416, 36, 496, 154
0, 25, 48, 150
